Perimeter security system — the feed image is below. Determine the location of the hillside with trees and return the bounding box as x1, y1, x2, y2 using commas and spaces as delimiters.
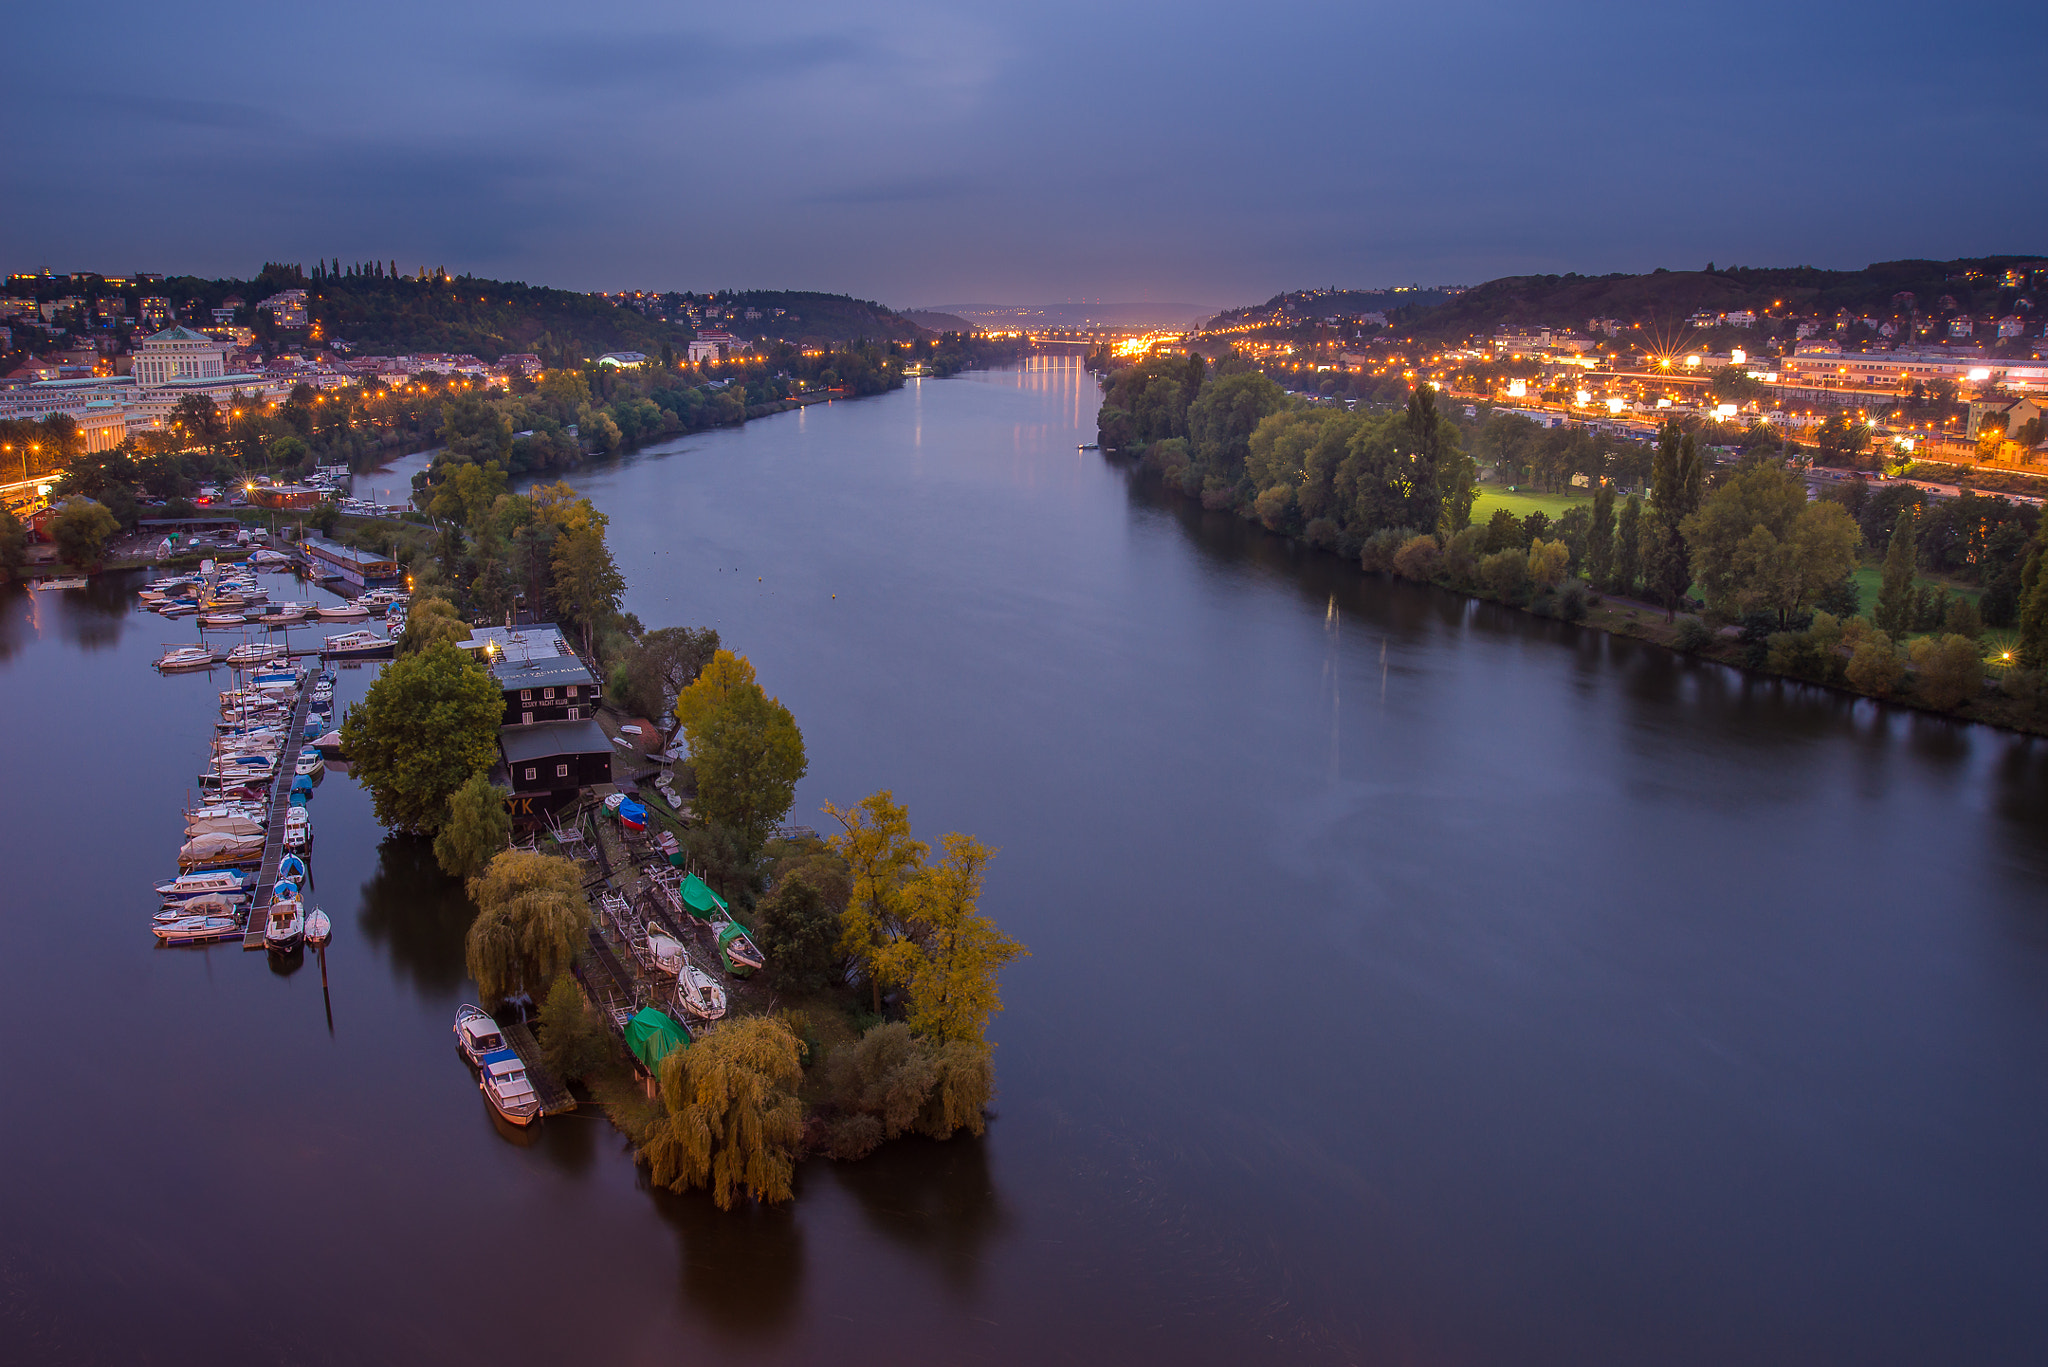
1382, 256, 2048, 337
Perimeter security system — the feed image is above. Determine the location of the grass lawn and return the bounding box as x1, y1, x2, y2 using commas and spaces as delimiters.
1471, 484, 1592, 523
1848, 564, 1980, 610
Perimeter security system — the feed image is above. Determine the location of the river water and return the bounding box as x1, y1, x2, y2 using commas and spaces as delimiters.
4, 356, 2048, 1364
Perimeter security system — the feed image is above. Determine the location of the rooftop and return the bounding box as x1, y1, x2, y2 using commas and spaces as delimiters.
501, 718, 612, 764
305, 537, 399, 569
463, 623, 575, 665
494, 654, 594, 691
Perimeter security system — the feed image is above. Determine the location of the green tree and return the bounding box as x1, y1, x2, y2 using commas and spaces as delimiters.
1611, 495, 1643, 594
1874, 511, 1918, 636
1642, 424, 1705, 619
616, 625, 719, 721
1682, 464, 1862, 626
755, 868, 844, 992
643, 1015, 806, 1209
690, 678, 807, 855
339, 641, 504, 832
892, 834, 1027, 1046
50, 498, 119, 571
551, 525, 625, 658
826, 790, 928, 1012
464, 849, 587, 1003
823, 1023, 997, 1159
537, 974, 614, 1082
434, 771, 511, 878
1186, 371, 1286, 487
2014, 529, 2048, 671
1846, 629, 1904, 695
1527, 538, 1570, 589
400, 594, 470, 656
1909, 634, 1985, 709
0, 505, 26, 580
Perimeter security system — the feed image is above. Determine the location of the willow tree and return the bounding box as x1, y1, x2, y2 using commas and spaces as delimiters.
644, 1015, 805, 1209
434, 772, 510, 878
825, 791, 927, 1011
464, 850, 587, 1003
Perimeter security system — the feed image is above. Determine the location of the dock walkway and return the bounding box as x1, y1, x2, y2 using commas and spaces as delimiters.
500, 1021, 576, 1115
242, 671, 316, 950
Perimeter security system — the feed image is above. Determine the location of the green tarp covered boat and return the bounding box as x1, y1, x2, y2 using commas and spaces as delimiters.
715, 920, 764, 977
679, 872, 729, 920
623, 1007, 689, 1069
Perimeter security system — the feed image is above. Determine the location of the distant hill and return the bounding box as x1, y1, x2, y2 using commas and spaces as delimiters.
902, 310, 975, 333
930, 302, 1220, 331
1378, 257, 2048, 337
1205, 287, 1463, 328
143, 265, 927, 360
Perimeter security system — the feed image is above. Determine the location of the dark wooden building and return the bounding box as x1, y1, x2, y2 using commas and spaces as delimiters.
501, 720, 613, 796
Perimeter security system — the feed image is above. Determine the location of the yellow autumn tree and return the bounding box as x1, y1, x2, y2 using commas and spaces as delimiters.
464, 849, 587, 1003
896, 834, 1028, 1046
824, 790, 927, 1011
673, 649, 757, 738
644, 1015, 806, 1209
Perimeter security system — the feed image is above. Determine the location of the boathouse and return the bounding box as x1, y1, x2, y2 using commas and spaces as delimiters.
303, 536, 402, 589
500, 719, 613, 796
461, 623, 602, 724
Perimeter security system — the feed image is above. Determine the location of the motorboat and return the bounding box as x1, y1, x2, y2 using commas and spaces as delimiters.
156, 645, 217, 672
155, 914, 241, 944
454, 1005, 506, 1067
477, 1050, 542, 1126
294, 750, 325, 778
263, 896, 305, 952
185, 812, 265, 839
304, 908, 331, 946
39, 577, 90, 590
310, 730, 343, 756
226, 642, 286, 668
154, 893, 243, 925
316, 604, 370, 621
283, 807, 311, 850
178, 831, 266, 869
321, 630, 394, 659
158, 602, 199, 618
157, 869, 256, 900
277, 854, 308, 882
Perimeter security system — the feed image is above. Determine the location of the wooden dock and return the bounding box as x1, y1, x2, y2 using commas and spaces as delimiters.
242, 671, 318, 950
500, 1021, 576, 1115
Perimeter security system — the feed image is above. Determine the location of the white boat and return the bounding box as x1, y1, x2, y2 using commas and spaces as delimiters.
294, 751, 324, 778
677, 961, 728, 1021
263, 897, 305, 952
156, 645, 216, 672
178, 832, 266, 868
321, 630, 394, 659
454, 1005, 506, 1067
316, 604, 370, 621
38, 576, 89, 590
158, 869, 254, 900
159, 602, 199, 618
186, 813, 265, 838
226, 642, 286, 668
310, 729, 343, 755
154, 892, 244, 924
304, 908, 332, 947
479, 1051, 542, 1126
155, 915, 241, 944
283, 807, 311, 851
647, 930, 685, 975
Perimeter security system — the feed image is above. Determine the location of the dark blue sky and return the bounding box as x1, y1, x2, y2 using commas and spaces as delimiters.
6, 0, 2043, 307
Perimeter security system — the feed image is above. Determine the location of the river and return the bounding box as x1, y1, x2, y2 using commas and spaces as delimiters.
4, 356, 2047, 1364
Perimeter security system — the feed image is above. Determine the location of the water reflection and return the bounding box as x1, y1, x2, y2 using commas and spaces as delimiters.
266, 944, 307, 977
356, 834, 474, 996
646, 1177, 805, 1342
827, 1134, 1007, 1299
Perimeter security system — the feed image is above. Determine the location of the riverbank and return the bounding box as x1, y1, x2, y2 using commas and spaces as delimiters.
1110, 452, 2048, 737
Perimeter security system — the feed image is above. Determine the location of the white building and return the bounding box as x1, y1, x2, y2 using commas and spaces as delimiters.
687, 330, 737, 363
0, 325, 291, 438
255, 289, 308, 328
